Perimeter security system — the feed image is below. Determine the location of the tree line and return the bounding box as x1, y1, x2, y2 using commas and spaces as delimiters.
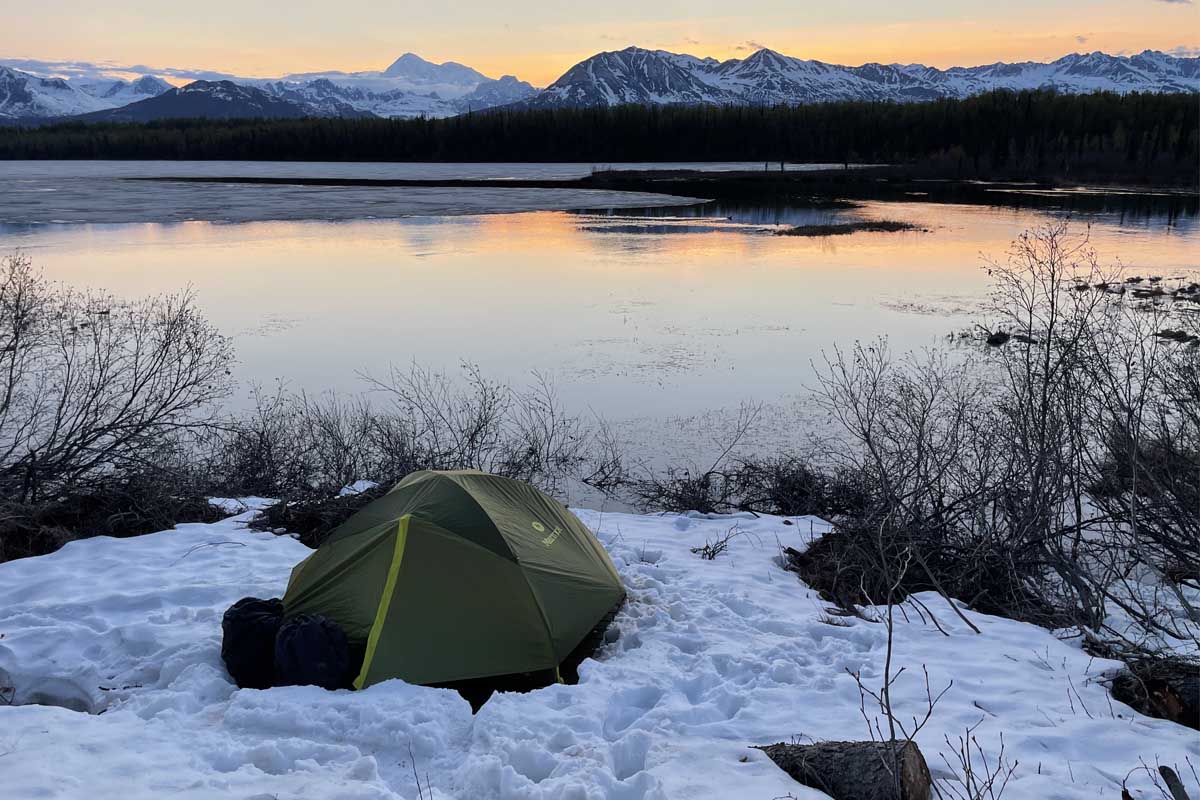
0, 89, 1195, 183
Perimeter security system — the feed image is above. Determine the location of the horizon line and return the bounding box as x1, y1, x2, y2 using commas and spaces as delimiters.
1, 44, 1193, 90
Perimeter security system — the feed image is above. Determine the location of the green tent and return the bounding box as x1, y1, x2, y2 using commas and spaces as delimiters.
282, 470, 625, 689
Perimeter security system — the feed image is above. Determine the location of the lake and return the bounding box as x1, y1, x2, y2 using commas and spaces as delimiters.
1, 161, 1196, 469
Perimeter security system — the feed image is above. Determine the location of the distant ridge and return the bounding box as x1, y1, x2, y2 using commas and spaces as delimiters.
518, 46, 1200, 108
70, 80, 337, 122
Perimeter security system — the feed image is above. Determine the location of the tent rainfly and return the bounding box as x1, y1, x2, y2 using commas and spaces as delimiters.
283, 470, 626, 689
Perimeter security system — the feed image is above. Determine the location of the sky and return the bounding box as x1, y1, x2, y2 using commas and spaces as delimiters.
3, 0, 1197, 86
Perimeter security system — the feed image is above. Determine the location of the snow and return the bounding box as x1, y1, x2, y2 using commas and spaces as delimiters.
1, 506, 1196, 799
339, 480, 380, 496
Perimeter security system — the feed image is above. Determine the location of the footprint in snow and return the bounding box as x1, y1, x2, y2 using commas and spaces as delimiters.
603, 686, 665, 740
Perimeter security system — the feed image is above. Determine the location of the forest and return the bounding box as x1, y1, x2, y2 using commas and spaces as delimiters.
1, 89, 1195, 184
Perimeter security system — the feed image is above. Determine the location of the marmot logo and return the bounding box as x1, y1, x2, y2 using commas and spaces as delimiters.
532, 520, 562, 547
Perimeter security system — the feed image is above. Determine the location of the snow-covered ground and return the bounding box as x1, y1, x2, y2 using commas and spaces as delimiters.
0, 507, 1195, 799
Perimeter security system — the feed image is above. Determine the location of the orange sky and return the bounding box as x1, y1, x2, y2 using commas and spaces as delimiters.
3, 0, 1196, 86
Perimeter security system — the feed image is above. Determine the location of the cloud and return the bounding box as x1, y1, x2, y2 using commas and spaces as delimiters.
682, 37, 701, 45
1167, 44, 1200, 56
1155, 0, 1193, 4
1075, 35, 1089, 44
0, 57, 241, 83
734, 40, 769, 52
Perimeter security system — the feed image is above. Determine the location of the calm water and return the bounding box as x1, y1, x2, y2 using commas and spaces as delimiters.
1, 162, 1196, 464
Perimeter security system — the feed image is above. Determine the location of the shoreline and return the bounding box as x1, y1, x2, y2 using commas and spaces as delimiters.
0, 183, 708, 226
126, 167, 1200, 213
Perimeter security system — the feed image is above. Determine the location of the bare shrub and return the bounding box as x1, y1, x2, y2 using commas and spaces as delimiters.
0, 253, 233, 561
211, 363, 597, 502
801, 221, 1198, 650
837, 530, 951, 800
247, 483, 390, 547
631, 402, 761, 513
815, 510, 1014, 800
0, 459, 225, 561
690, 525, 744, 560
631, 450, 867, 518
634, 465, 738, 515
982, 225, 1198, 645
210, 386, 391, 500
365, 363, 591, 497
621, 411, 865, 519
212, 364, 624, 540
1076, 309, 1200, 645
578, 414, 630, 497
732, 456, 870, 518
1122, 761, 1197, 800
807, 338, 1076, 626
938, 726, 1017, 800
0, 253, 233, 501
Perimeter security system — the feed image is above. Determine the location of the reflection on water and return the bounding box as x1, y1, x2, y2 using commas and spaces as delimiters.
915, 183, 1199, 230
1, 199, 1195, 431
587, 190, 1200, 233
575, 204, 852, 231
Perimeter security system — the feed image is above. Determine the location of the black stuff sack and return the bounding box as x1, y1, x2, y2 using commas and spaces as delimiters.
221, 597, 284, 689
274, 613, 351, 690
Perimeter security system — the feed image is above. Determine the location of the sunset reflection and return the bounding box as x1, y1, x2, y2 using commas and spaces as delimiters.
4, 200, 1196, 422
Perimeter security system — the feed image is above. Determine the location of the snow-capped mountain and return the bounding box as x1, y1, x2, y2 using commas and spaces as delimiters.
0, 53, 536, 121
72, 80, 327, 122
537, 49, 725, 106
255, 54, 536, 118
280, 52, 491, 99
0, 66, 173, 120
76, 75, 174, 107
457, 75, 540, 110
524, 46, 1200, 108
0, 66, 113, 119
254, 79, 392, 118
255, 72, 537, 119
380, 52, 488, 91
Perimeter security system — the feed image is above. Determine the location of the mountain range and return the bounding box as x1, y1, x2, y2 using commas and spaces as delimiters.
526, 47, 1199, 107
0, 53, 538, 121
1, 47, 1196, 123
0, 68, 172, 119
